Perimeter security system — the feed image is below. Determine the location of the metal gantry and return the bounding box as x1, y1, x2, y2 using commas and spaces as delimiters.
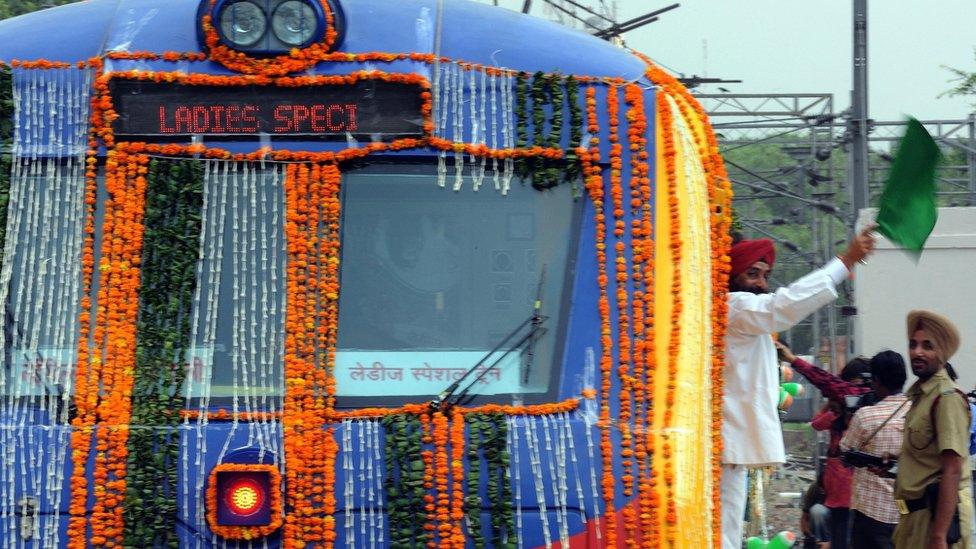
471, 0, 976, 358
696, 91, 976, 364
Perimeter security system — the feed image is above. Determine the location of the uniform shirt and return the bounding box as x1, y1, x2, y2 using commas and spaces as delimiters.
722, 257, 848, 465
840, 393, 910, 524
894, 368, 972, 501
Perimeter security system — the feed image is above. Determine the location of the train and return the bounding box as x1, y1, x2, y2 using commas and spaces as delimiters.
0, 0, 732, 547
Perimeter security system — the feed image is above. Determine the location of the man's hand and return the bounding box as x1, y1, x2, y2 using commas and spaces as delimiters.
925, 534, 949, 549
775, 341, 797, 364
839, 225, 877, 269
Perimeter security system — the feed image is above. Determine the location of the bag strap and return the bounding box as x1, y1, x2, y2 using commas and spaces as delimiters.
929, 388, 970, 442
857, 397, 910, 449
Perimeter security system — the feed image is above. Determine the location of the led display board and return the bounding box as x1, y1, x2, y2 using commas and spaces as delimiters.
110, 80, 425, 139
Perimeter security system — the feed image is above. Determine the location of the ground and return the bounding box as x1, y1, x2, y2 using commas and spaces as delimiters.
743, 423, 820, 545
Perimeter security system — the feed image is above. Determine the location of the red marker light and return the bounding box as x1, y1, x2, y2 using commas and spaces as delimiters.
224, 477, 265, 516
207, 463, 281, 537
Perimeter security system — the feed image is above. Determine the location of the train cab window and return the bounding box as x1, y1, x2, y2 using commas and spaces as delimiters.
0, 162, 86, 402
335, 164, 579, 407
184, 162, 287, 403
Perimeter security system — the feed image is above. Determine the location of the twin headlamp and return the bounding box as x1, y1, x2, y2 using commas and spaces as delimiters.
212, 0, 329, 52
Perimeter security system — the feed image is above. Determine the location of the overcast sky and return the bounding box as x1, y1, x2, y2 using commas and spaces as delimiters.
492, 0, 976, 122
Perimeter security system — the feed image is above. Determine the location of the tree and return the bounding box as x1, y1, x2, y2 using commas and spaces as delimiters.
945, 48, 976, 104
0, 1, 78, 20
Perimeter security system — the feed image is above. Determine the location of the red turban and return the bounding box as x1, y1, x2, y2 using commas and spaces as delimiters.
729, 238, 776, 279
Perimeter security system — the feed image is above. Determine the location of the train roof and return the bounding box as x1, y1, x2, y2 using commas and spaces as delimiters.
0, 0, 647, 81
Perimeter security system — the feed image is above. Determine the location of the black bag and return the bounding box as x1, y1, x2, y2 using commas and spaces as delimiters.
924, 481, 962, 544
840, 449, 888, 469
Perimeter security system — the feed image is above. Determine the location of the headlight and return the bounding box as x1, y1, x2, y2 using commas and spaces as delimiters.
218, 0, 267, 47
202, 0, 341, 55
271, 0, 317, 46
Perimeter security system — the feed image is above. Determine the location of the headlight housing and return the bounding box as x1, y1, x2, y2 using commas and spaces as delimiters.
272, 0, 317, 46
208, 0, 332, 54
218, 0, 268, 47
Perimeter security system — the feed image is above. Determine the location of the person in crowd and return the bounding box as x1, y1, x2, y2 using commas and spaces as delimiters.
840, 350, 910, 549
778, 343, 873, 549
801, 471, 832, 548
890, 310, 972, 548
720, 226, 875, 549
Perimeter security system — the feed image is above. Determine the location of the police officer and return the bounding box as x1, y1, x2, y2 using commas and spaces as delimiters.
892, 310, 973, 549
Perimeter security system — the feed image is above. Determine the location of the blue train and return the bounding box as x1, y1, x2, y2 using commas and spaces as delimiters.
0, 0, 731, 547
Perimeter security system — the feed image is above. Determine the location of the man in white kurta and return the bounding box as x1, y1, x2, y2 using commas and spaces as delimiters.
721, 229, 875, 549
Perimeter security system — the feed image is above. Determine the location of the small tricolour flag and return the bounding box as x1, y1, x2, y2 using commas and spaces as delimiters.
875, 117, 941, 254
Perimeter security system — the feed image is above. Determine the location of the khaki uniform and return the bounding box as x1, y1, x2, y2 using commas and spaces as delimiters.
893, 368, 974, 548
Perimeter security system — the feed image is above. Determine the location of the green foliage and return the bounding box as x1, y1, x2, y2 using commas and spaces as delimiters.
722, 140, 851, 352
944, 47, 976, 105
0, 0, 79, 20
382, 414, 429, 549
464, 413, 514, 549
124, 159, 204, 549
513, 72, 583, 191
564, 75, 583, 194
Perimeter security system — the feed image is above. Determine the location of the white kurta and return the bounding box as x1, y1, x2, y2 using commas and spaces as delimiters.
722, 257, 849, 465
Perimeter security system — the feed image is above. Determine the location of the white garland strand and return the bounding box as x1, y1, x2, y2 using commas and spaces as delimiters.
523, 416, 552, 549
343, 418, 355, 546
507, 416, 524, 549
582, 412, 603, 544
541, 414, 570, 545
501, 73, 515, 195
0, 67, 89, 548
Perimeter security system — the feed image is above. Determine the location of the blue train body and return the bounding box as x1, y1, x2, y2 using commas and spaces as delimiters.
0, 1, 725, 547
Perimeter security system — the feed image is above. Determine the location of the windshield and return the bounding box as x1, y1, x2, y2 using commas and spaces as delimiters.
334, 164, 578, 406
0, 159, 578, 410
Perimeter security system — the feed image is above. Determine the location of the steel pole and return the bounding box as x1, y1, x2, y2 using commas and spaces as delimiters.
850, 0, 869, 215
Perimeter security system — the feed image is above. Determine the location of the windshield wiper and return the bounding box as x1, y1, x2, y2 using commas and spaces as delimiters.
430, 266, 548, 411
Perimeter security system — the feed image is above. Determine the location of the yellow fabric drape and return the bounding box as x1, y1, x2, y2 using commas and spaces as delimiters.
653, 92, 715, 548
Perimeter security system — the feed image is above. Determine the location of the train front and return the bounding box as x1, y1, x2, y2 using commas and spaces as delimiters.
0, 0, 731, 547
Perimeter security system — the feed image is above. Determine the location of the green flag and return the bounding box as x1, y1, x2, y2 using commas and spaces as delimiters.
875, 117, 941, 253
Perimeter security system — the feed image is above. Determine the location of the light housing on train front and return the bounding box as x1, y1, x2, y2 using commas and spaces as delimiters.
210, 0, 327, 54
271, 0, 317, 46
218, 0, 268, 47
206, 462, 283, 539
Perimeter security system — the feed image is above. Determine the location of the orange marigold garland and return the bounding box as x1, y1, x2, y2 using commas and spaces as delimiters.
319, 162, 343, 411
656, 92, 681, 544
283, 162, 326, 547
106, 50, 207, 62
449, 409, 467, 549
580, 84, 618, 549
640, 53, 733, 546
68, 59, 105, 547
84, 150, 149, 546
608, 84, 640, 546
432, 411, 452, 547
624, 82, 657, 548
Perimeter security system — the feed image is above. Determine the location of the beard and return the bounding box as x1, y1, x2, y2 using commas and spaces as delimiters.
729, 282, 769, 295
